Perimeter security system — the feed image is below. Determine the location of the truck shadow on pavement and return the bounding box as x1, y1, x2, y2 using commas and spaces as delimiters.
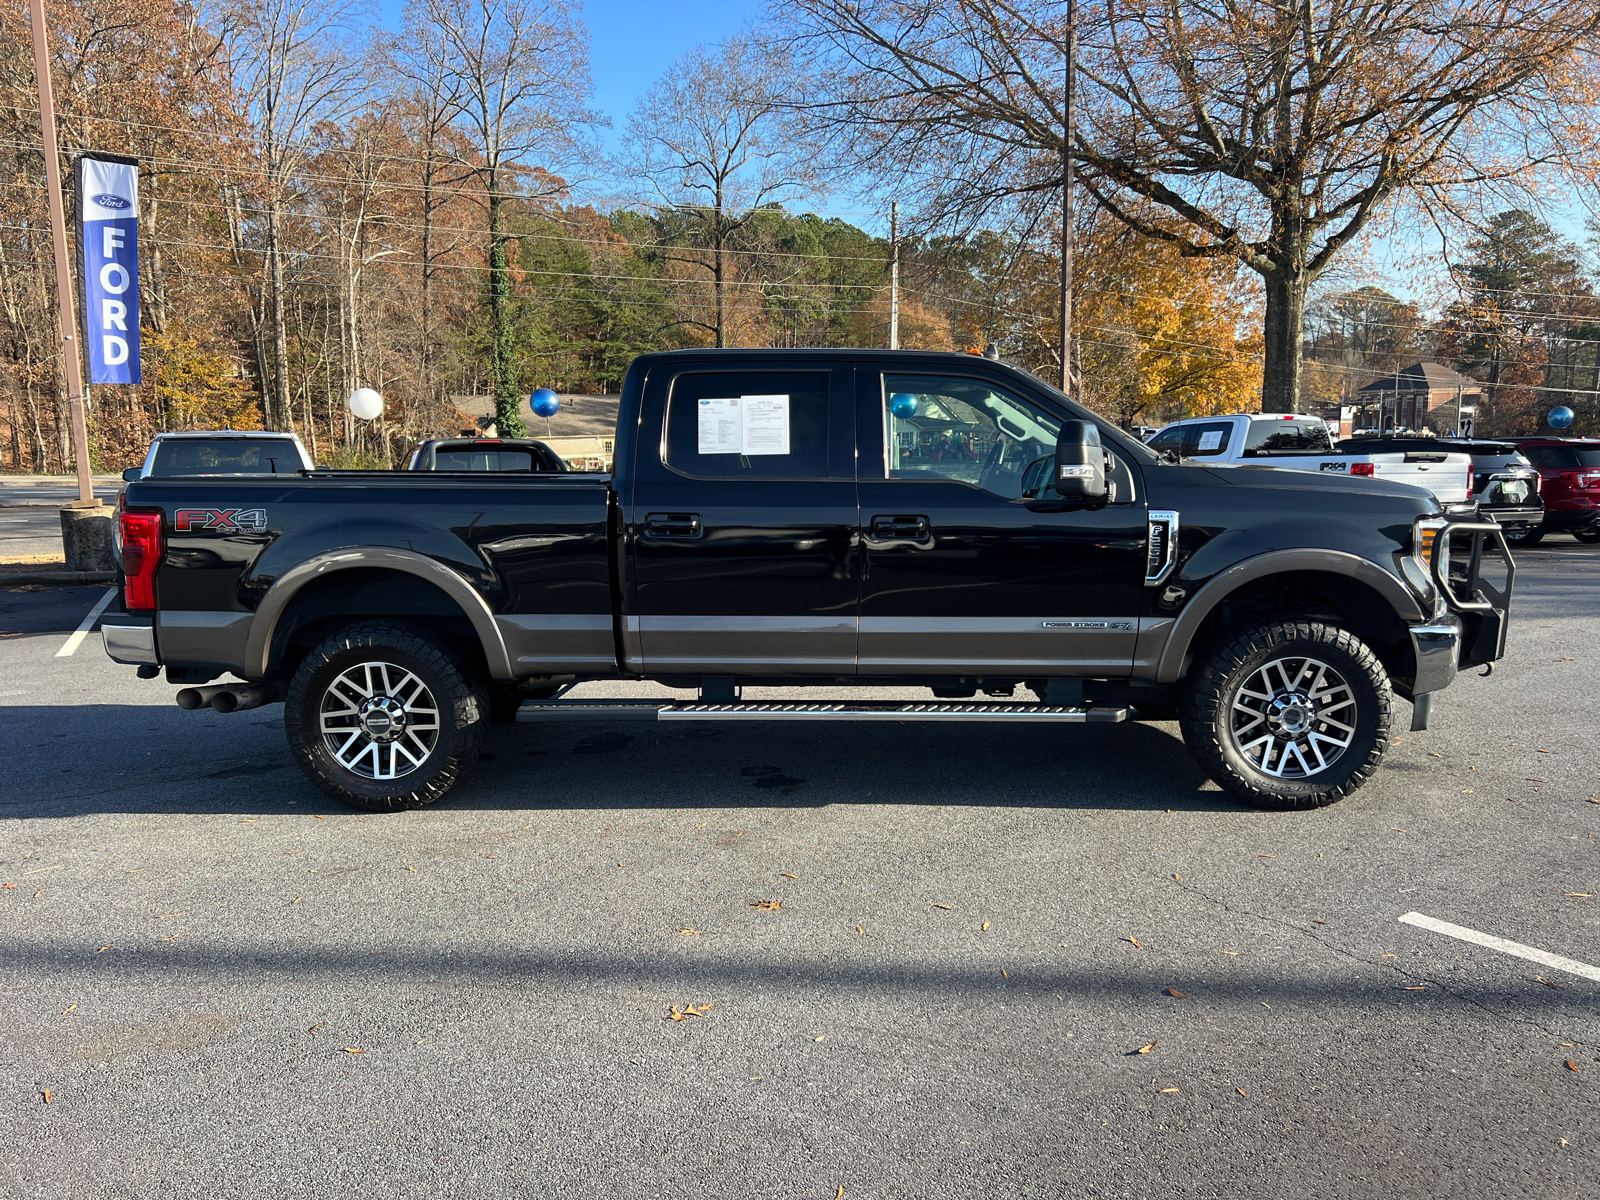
0, 704, 1244, 817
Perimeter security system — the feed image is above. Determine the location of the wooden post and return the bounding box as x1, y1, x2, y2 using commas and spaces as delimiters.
28, 0, 94, 505
1059, 0, 1076, 393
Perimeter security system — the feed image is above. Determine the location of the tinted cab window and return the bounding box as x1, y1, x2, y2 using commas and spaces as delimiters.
1147, 421, 1232, 458
151, 439, 297, 475
665, 371, 831, 479
1243, 419, 1333, 455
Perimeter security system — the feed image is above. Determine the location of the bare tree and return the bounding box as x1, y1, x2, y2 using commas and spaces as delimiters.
783, 0, 1600, 410
411, 0, 595, 435
622, 39, 815, 347
221, 0, 364, 429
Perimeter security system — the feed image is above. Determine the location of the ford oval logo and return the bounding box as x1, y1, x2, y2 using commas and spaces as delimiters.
92, 193, 130, 210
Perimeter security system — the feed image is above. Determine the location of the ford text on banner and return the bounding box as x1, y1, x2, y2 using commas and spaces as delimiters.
78, 155, 140, 385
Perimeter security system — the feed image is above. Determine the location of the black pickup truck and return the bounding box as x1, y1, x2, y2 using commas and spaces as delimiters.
103, 349, 1513, 812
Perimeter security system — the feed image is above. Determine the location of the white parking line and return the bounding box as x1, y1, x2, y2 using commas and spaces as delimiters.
54, 588, 118, 658
1398, 911, 1600, 983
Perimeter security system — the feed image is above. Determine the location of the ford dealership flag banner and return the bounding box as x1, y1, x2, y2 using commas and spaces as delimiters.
77, 155, 140, 385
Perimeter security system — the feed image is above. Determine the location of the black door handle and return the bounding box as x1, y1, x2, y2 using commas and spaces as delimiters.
864, 515, 934, 549
643, 512, 702, 538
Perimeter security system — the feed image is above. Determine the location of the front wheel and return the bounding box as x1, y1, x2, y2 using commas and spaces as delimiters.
1573, 528, 1600, 545
285, 621, 487, 812
1179, 620, 1392, 810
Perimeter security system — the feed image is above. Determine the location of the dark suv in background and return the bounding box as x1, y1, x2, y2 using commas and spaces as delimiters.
1505, 437, 1600, 544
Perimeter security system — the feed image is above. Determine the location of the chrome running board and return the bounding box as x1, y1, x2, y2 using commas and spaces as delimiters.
517, 700, 1128, 723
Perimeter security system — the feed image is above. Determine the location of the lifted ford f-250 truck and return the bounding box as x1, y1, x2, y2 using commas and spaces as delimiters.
102, 349, 1514, 812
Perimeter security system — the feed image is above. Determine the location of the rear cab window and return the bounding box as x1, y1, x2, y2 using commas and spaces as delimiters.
1147, 421, 1232, 458
1243, 419, 1333, 456
433, 447, 555, 471
151, 438, 298, 475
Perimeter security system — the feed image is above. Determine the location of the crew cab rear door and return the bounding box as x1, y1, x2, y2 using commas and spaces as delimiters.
622, 360, 859, 675
854, 366, 1147, 678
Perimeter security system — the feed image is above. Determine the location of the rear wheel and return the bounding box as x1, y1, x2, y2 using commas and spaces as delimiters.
1574, 529, 1600, 545
285, 621, 486, 812
1179, 620, 1391, 810
1507, 525, 1544, 547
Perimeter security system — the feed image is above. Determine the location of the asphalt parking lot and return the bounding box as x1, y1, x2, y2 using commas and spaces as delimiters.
2, 544, 1596, 1199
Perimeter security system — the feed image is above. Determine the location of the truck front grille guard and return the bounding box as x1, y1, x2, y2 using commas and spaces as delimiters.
1426, 518, 1516, 617
1145, 509, 1180, 585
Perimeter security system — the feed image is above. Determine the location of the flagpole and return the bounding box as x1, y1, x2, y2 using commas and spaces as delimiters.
28, 0, 94, 504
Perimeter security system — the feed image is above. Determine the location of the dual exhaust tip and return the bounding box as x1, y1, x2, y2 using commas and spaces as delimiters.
175, 682, 286, 714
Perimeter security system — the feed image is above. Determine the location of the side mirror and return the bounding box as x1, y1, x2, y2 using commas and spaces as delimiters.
122, 467, 142, 482
1054, 420, 1107, 501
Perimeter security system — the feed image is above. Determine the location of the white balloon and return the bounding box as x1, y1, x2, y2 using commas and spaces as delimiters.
348, 387, 384, 420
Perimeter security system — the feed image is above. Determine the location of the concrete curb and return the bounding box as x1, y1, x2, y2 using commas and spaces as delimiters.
1, 571, 116, 586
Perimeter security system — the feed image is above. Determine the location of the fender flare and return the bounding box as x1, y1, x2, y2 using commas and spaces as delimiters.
1153, 548, 1424, 684
244, 547, 514, 680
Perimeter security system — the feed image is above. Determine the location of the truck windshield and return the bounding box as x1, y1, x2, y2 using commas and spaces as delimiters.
1243, 420, 1333, 456
151, 439, 294, 475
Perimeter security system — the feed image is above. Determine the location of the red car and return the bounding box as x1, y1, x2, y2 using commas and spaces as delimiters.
1505, 437, 1600, 544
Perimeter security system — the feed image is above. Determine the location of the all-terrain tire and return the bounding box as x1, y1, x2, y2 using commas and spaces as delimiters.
285, 621, 486, 812
1178, 620, 1392, 810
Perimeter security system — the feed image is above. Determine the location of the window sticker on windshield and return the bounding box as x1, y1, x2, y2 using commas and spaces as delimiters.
1197, 430, 1223, 451
697, 397, 742, 454
740, 394, 790, 455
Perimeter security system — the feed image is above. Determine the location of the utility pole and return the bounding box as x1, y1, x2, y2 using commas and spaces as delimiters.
28, 0, 94, 504
1059, 0, 1076, 394
888, 201, 900, 350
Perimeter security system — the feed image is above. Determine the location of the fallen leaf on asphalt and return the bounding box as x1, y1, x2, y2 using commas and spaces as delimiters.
1403, 985, 1426, 990
1564, 893, 1592, 898
1127, 937, 1143, 948
33, 889, 42, 898
61, 1005, 76, 1015
1390, 827, 1406, 832
292, 896, 302, 904
982, 921, 991, 931
1538, 747, 1553, 751
1257, 854, 1276, 859
1528, 778, 1545, 783
1236, 1087, 1248, 1097
779, 873, 797, 879
1560, 1042, 1574, 1047
856, 925, 864, 936
2, 883, 14, 889
1534, 976, 1567, 990
160, 934, 180, 942
1173, 873, 1181, 882
315, 816, 327, 820
307, 1023, 324, 1033
836, 1188, 845, 1199
96, 944, 111, 954
815, 1034, 825, 1042
343, 1047, 364, 1054
1429, 752, 1442, 758
1589, 796, 1600, 804
1313, 920, 1325, 925
1223, 950, 1241, 956
666, 1003, 714, 1021
677, 928, 700, 936
1566, 1060, 1581, 1073
1167, 988, 1186, 999
1136, 1041, 1158, 1055
22, 865, 62, 875
749, 900, 782, 911
1380, 954, 1397, 958
1461, 789, 1473, 794
931, 903, 952, 911
1001, 968, 1009, 978
156, 913, 182, 919
1159, 1087, 1180, 1093
406, 866, 417, 872
42, 1090, 50, 1104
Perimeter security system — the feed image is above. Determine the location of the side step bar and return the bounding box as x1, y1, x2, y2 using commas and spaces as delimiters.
517, 700, 1128, 723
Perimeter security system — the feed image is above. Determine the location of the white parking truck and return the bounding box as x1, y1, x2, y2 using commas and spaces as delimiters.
1146, 414, 1473, 504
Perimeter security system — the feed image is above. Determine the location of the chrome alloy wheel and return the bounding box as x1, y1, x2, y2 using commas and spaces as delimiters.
1228, 655, 1356, 779
319, 661, 441, 780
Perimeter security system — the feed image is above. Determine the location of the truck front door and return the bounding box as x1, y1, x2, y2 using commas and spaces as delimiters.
855, 368, 1147, 680
624, 362, 859, 676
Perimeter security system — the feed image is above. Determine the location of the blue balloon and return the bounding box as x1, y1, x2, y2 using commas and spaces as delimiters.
889, 392, 919, 418
1548, 406, 1575, 430
530, 387, 561, 419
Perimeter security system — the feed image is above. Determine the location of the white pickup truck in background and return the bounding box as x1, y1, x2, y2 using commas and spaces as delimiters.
1146, 413, 1473, 504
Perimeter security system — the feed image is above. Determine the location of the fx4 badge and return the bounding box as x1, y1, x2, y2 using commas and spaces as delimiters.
174, 508, 267, 533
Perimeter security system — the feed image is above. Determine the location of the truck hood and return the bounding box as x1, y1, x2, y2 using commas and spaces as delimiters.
1196, 462, 1438, 507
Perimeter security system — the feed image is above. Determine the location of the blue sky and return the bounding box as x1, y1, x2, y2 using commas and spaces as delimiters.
374, 0, 764, 152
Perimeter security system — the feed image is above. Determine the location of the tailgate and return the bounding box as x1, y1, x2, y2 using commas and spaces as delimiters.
1366, 453, 1471, 502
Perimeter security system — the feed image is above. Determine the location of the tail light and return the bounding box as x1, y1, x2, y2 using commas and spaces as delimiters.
119, 506, 164, 610
1351, 462, 1376, 476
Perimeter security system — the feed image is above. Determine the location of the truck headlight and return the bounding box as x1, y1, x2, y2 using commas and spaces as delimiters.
1406, 517, 1447, 604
